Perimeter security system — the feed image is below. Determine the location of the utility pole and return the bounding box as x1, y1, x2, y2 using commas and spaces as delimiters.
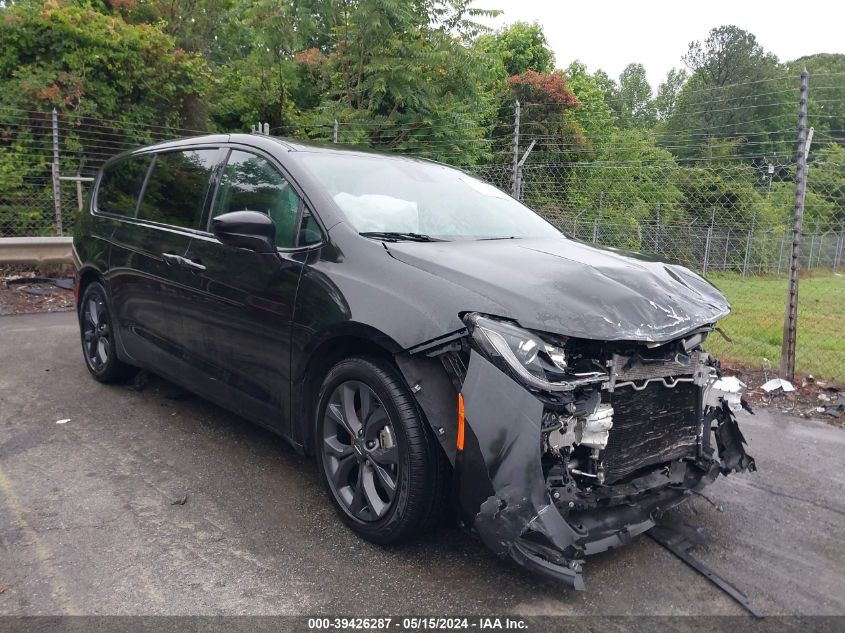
780, 70, 810, 381
51, 108, 62, 236
511, 100, 520, 198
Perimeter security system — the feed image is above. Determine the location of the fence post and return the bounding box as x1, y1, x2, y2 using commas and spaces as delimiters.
807, 228, 816, 270
654, 202, 660, 254
780, 70, 810, 381
723, 229, 731, 270
703, 226, 713, 272
777, 233, 785, 274
832, 228, 845, 272
333, 119, 338, 143
834, 227, 845, 273
51, 108, 63, 236
592, 217, 599, 243
511, 100, 520, 198
75, 169, 83, 213
702, 207, 715, 273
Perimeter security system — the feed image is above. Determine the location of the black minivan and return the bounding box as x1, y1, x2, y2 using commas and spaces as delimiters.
73, 134, 755, 589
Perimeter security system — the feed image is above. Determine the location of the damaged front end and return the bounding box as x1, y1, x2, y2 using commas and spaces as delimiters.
403, 314, 756, 590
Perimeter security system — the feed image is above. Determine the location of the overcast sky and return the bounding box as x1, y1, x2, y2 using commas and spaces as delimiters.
480, 0, 844, 88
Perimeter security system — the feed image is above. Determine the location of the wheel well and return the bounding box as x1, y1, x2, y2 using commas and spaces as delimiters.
78, 269, 102, 294
76, 269, 102, 308
298, 336, 396, 455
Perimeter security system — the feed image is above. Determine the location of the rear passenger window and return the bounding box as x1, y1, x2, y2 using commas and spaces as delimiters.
212, 150, 301, 248
137, 149, 218, 229
96, 155, 151, 216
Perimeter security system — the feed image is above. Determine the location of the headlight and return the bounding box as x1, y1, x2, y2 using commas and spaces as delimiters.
464, 314, 577, 392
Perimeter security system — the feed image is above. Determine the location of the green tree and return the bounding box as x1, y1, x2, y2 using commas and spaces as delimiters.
562, 61, 616, 151
663, 26, 792, 159
476, 21, 554, 76
565, 130, 683, 248
789, 53, 845, 146
654, 68, 687, 120
614, 63, 655, 128
0, 0, 212, 235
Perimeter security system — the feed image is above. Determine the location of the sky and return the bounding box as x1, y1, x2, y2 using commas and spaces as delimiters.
479, 0, 845, 88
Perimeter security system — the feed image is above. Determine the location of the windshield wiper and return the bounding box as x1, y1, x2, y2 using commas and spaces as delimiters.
359, 231, 444, 242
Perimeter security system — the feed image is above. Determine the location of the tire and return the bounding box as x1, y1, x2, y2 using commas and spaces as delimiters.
315, 355, 450, 544
78, 281, 136, 384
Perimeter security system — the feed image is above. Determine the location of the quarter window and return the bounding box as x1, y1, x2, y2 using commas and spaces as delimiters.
212, 150, 301, 248
137, 149, 218, 229
96, 155, 152, 216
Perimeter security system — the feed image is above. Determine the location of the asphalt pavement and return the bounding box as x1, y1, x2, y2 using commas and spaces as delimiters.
0, 311, 843, 616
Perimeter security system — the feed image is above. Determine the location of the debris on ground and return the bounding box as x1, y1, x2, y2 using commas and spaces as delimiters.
1, 268, 75, 316
171, 494, 188, 506
760, 378, 795, 393
131, 370, 150, 392
720, 359, 844, 427
55, 419, 70, 425
0, 584, 10, 594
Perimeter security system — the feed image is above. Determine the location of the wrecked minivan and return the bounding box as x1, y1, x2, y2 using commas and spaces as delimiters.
73, 134, 755, 589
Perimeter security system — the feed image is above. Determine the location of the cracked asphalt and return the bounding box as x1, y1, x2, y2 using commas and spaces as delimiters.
1, 311, 843, 616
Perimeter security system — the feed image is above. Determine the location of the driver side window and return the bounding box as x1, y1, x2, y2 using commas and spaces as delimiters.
212, 150, 300, 248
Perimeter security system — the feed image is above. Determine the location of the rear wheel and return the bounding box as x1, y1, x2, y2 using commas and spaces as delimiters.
315, 356, 449, 544
78, 281, 135, 383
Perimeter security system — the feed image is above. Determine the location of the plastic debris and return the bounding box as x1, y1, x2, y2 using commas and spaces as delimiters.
55, 418, 70, 425
760, 378, 795, 393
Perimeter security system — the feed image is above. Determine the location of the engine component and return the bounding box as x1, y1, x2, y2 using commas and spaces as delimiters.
575, 403, 614, 450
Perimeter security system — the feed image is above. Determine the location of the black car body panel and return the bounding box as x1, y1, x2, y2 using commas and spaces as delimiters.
383, 238, 730, 343
74, 134, 755, 590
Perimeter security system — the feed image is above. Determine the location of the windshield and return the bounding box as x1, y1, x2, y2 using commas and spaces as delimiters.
298, 153, 564, 241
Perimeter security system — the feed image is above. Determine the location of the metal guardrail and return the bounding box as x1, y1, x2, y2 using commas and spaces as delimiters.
0, 237, 74, 264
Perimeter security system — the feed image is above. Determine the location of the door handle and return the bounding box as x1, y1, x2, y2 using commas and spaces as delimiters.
160, 253, 206, 272
161, 252, 182, 266
179, 257, 206, 272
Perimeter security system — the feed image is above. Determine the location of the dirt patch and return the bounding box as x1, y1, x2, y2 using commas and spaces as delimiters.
1, 268, 75, 316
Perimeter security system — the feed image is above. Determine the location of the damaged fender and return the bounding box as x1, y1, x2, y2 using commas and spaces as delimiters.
459, 350, 584, 588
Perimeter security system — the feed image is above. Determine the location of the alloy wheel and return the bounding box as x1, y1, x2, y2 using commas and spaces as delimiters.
81, 293, 110, 371
321, 380, 399, 522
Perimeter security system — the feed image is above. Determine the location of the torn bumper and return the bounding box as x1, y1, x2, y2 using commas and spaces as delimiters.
455, 349, 754, 590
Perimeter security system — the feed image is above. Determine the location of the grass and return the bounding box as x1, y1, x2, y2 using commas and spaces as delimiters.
703, 272, 845, 382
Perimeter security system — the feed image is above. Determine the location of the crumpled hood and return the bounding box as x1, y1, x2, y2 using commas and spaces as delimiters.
385, 237, 730, 342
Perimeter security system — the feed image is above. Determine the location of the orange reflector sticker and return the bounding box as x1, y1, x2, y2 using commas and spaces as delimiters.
457, 393, 465, 451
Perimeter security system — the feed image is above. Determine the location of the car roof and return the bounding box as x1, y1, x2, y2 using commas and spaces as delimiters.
109, 132, 443, 162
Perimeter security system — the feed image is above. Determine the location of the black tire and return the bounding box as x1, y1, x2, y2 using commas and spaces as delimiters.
315, 355, 450, 544
78, 281, 136, 384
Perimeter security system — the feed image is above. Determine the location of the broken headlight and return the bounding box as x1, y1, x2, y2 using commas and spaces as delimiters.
464, 314, 577, 392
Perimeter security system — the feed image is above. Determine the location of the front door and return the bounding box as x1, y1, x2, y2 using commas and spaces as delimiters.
179, 148, 313, 434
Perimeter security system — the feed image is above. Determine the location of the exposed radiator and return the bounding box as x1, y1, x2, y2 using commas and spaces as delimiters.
601, 382, 701, 484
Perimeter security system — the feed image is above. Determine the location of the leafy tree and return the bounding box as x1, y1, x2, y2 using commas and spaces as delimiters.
0, 1, 210, 126
566, 129, 684, 243
476, 21, 554, 76
806, 144, 845, 224
662, 26, 792, 159
0, 0, 211, 234
507, 70, 580, 162
654, 68, 687, 120
790, 53, 845, 146
614, 63, 655, 128
562, 61, 616, 151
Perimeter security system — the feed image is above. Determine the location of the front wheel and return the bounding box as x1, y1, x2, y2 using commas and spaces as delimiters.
78, 281, 136, 383
315, 356, 449, 544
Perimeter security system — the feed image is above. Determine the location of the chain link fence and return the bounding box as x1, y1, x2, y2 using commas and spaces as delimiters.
1, 81, 844, 382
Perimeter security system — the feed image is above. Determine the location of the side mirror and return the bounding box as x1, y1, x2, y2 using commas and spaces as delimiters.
212, 211, 276, 253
